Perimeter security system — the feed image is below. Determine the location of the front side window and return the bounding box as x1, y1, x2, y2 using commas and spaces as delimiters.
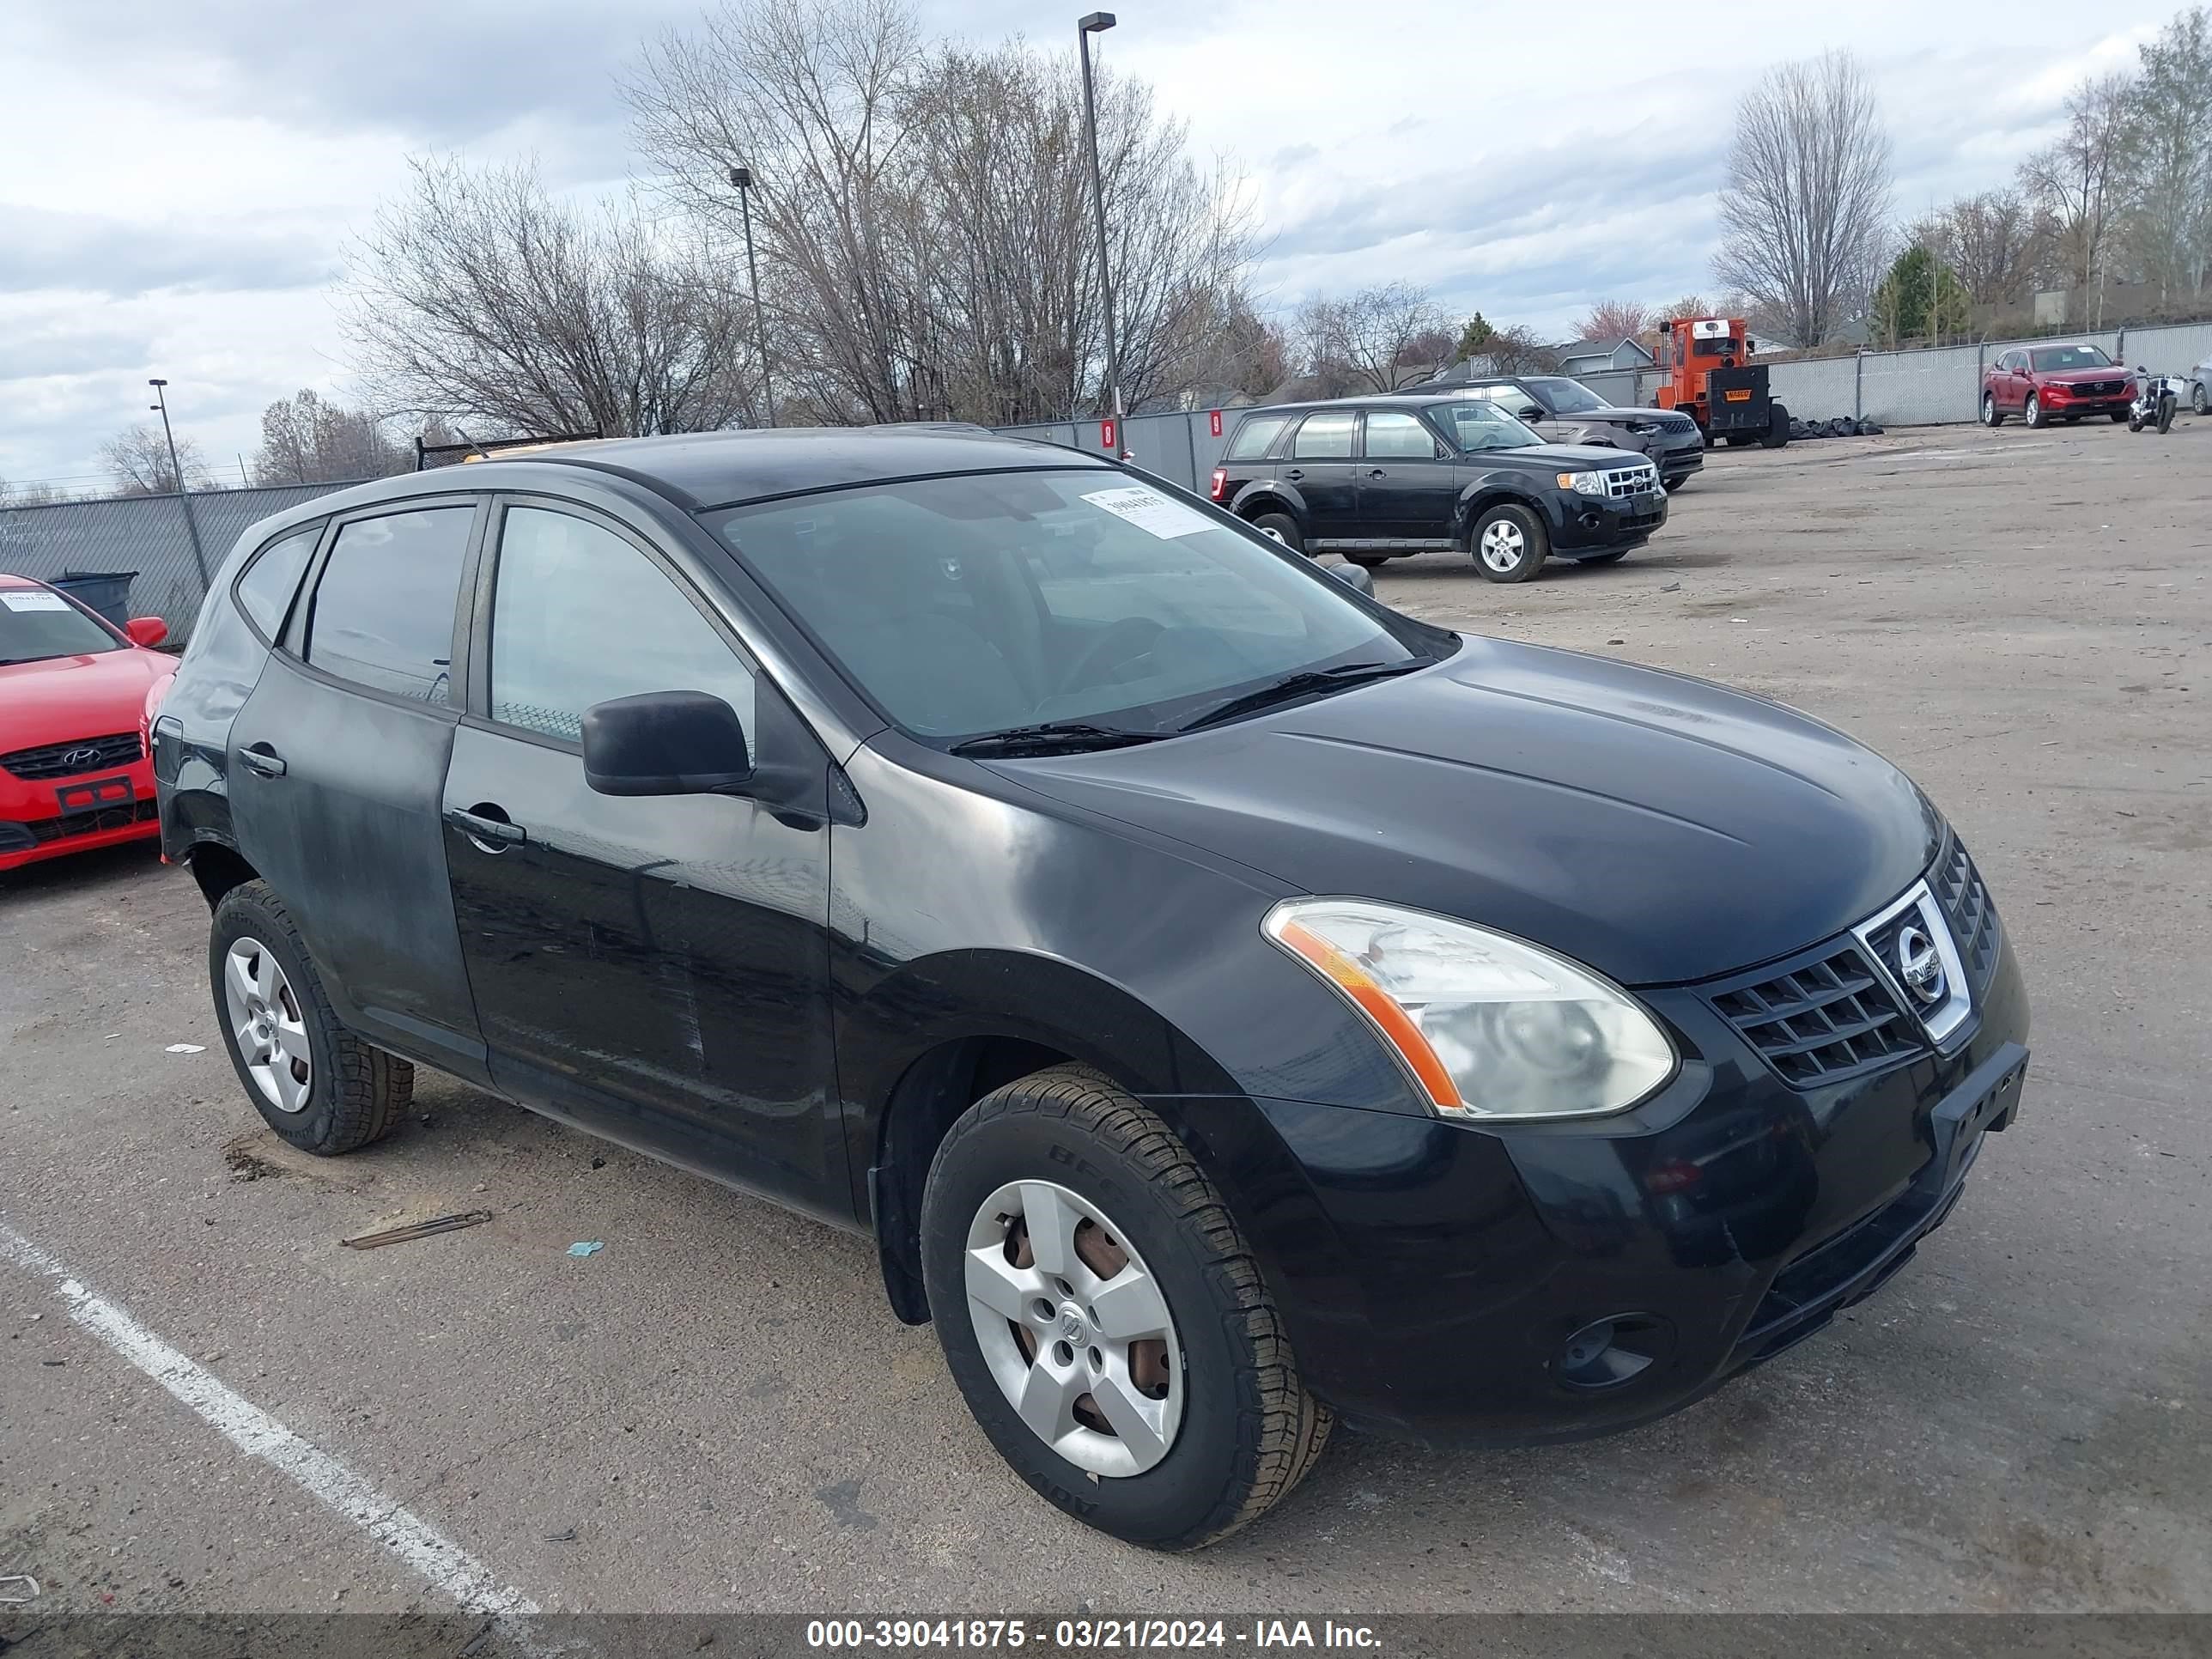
1526, 377, 1606, 414
2030, 344, 2113, 372
234, 526, 319, 641
1363, 410, 1443, 459
0, 586, 119, 665
710, 471, 1432, 740
489, 506, 755, 744
1426, 400, 1542, 453
1225, 415, 1291, 460
1291, 412, 1357, 458
302, 507, 473, 702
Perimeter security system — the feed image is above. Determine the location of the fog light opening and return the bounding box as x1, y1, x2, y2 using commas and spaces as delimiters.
1554, 1314, 1668, 1391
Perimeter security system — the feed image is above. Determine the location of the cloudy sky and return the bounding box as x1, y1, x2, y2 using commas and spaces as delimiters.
0, 0, 2173, 495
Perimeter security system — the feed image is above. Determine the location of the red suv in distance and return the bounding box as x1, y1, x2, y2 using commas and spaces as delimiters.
1981, 343, 2133, 428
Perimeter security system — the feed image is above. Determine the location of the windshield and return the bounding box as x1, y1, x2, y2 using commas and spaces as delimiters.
709, 471, 1434, 741
0, 587, 122, 665
1425, 400, 1544, 453
1525, 377, 1607, 414
2030, 344, 2114, 372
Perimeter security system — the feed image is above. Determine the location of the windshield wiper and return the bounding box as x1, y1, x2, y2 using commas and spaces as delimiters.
1179, 659, 1424, 732
948, 720, 1164, 757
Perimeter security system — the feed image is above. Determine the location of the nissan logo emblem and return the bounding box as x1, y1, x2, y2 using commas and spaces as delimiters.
1895, 923, 1946, 1006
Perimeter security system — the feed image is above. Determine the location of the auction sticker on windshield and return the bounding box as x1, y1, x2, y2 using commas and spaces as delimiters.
2, 592, 70, 611
1082, 485, 1213, 540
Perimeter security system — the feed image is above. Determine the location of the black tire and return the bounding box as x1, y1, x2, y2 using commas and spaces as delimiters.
2157, 394, 2176, 435
1469, 502, 1548, 583
1248, 512, 1304, 554
1760, 404, 1789, 448
209, 880, 411, 1155
1345, 554, 1391, 568
2192, 382, 2209, 416
2129, 413, 2144, 432
2025, 392, 2046, 428
1982, 392, 2004, 428
1575, 548, 1632, 566
1662, 476, 1691, 494
2110, 410, 2130, 423
921, 1066, 1332, 1551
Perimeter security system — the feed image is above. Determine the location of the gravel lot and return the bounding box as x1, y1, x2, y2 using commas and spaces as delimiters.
3, 417, 2208, 1623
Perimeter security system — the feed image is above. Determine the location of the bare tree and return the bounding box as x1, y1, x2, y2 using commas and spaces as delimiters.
623, 0, 1255, 424
1575, 299, 1650, 341
1482, 325, 1560, 375
1654, 295, 1715, 323
1713, 51, 1893, 347
1929, 190, 2048, 307
100, 423, 211, 495
1296, 283, 1447, 392
252, 390, 410, 485
2123, 7, 2212, 305
0, 478, 72, 507
2018, 74, 2138, 325
344, 155, 759, 438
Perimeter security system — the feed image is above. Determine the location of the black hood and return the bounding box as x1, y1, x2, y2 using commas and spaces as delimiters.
1484, 441, 1655, 470
993, 638, 1939, 986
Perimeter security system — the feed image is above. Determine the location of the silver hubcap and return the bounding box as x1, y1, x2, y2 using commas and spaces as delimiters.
963, 1180, 1184, 1478
222, 938, 313, 1115
1480, 520, 1527, 571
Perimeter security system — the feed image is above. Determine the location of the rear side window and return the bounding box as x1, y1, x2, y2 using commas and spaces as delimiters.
233, 526, 319, 641
1291, 412, 1357, 458
488, 506, 755, 744
304, 507, 473, 702
1224, 415, 1290, 461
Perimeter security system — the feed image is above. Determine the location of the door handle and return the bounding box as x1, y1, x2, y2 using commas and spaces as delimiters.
239, 745, 286, 779
1285, 468, 1304, 481
1367, 468, 1387, 478
446, 805, 527, 851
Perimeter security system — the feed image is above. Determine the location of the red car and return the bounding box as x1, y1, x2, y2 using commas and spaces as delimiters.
0, 574, 177, 872
1981, 342, 2135, 428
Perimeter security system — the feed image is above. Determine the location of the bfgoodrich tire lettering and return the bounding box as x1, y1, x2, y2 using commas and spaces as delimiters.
920, 1066, 1331, 1550
209, 880, 412, 1155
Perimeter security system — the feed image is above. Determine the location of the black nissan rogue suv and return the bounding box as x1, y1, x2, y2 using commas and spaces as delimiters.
1207, 397, 1665, 579
155, 427, 2027, 1553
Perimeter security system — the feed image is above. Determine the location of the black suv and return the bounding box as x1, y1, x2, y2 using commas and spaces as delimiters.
153, 428, 2027, 1552
1394, 376, 1706, 491
1207, 397, 1665, 580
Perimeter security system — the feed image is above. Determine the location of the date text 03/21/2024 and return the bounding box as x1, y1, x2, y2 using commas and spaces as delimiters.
804, 1620, 1382, 1650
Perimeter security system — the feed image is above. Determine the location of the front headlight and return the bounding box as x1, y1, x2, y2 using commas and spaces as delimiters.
1556, 471, 1608, 496
1263, 898, 1676, 1121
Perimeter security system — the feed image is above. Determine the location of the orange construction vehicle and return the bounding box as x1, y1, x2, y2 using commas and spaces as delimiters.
1655, 317, 1789, 448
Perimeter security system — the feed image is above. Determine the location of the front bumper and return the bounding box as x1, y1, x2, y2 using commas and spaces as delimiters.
0, 760, 161, 872
1651, 438, 1705, 483
1198, 929, 2028, 1448
1549, 488, 1668, 552
2041, 392, 2130, 416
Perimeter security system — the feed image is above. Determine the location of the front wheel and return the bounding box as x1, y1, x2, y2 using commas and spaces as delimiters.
1248, 512, 1304, 554
1982, 392, 2004, 427
921, 1066, 1332, 1550
2110, 410, 2130, 423
2192, 382, 2209, 416
1471, 503, 1548, 582
1345, 554, 1391, 569
2157, 394, 2176, 435
1575, 548, 1632, 566
2025, 392, 2046, 428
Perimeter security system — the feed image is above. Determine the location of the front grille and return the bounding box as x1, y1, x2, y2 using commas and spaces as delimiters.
1, 732, 143, 780
1929, 830, 2001, 993
1707, 940, 1926, 1088
1618, 507, 1664, 530
2068, 380, 2125, 398
21, 797, 159, 846
1599, 462, 1658, 499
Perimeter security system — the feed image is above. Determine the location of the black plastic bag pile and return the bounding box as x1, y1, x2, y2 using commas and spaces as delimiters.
1786, 416, 1885, 440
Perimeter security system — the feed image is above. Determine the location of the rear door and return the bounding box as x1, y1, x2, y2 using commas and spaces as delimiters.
228, 498, 489, 1083
1282, 410, 1363, 544
1356, 409, 1459, 544
440, 497, 847, 1216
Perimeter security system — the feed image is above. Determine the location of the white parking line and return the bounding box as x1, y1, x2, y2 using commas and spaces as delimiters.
1, 1219, 562, 1652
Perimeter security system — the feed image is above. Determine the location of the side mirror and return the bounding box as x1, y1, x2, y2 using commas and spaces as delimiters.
1328, 562, 1376, 596
125, 616, 168, 648
1517, 404, 1547, 422
582, 690, 752, 797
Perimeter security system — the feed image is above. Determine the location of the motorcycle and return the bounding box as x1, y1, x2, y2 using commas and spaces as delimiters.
2126, 365, 2183, 434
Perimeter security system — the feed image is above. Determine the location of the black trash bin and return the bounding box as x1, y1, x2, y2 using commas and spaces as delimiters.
50, 570, 139, 630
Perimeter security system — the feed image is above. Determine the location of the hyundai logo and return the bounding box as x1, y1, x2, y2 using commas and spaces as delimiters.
1894, 923, 1946, 1006
61, 746, 102, 771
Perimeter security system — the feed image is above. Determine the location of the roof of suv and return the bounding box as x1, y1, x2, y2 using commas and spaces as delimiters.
466, 426, 1105, 511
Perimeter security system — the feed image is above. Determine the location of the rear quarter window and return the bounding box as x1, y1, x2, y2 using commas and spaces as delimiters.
1225, 415, 1290, 461
233, 525, 321, 642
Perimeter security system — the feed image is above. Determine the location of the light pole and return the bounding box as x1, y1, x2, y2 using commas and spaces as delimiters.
727, 166, 775, 428
148, 379, 208, 586
1077, 12, 1124, 426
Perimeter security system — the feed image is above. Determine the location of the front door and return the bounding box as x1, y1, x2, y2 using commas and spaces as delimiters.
440, 500, 847, 1218
1356, 409, 1460, 544
228, 501, 489, 1084
1282, 410, 1363, 544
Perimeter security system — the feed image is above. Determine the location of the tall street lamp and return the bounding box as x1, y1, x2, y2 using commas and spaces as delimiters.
148, 378, 208, 586
1077, 12, 1124, 426
727, 166, 776, 428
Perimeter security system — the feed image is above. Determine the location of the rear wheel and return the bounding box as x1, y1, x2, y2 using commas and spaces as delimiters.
1345, 554, 1391, 569
2193, 382, 2209, 416
2157, 393, 2176, 435
210, 881, 411, 1154
1759, 404, 1789, 448
921, 1066, 1332, 1551
1982, 392, 2004, 428
1248, 512, 1303, 554
2110, 410, 2130, 423
1471, 503, 1547, 582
